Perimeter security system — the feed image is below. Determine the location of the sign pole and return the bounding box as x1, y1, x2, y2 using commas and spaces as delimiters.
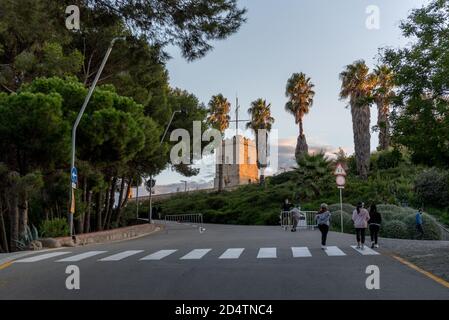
339, 187, 344, 233
334, 162, 347, 234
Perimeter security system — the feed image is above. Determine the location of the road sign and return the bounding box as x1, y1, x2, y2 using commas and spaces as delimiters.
334, 163, 346, 176
336, 175, 346, 188
145, 178, 156, 190
333, 163, 346, 233
71, 167, 78, 184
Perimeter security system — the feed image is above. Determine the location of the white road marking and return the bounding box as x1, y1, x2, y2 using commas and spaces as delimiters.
291, 247, 312, 257
257, 248, 277, 259
14, 252, 72, 263
57, 251, 107, 262
99, 250, 144, 261
324, 246, 346, 256
140, 250, 177, 260
180, 249, 211, 260
351, 245, 380, 255
219, 248, 245, 259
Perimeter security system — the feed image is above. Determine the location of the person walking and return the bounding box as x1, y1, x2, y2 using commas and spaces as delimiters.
290, 206, 302, 232
315, 203, 331, 249
281, 198, 293, 228
368, 204, 382, 248
352, 202, 370, 250
282, 198, 292, 212
415, 208, 424, 239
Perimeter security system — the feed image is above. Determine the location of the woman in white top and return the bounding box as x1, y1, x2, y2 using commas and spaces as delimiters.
352, 202, 370, 250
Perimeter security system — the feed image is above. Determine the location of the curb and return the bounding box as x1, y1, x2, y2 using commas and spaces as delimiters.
0, 247, 65, 268
0, 224, 164, 268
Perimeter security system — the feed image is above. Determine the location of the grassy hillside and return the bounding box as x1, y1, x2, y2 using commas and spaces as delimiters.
123, 150, 449, 240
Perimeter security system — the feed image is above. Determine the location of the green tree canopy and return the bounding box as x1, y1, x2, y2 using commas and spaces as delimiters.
382, 0, 449, 167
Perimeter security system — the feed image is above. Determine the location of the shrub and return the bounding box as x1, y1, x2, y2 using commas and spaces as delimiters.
377, 209, 403, 222
371, 149, 403, 170
328, 203, 355, 214
15, 225, 40, 251
402, 213, 442, 240
329, 210, 355, 234
381, 220, 409, 239
414, 168, 449, 207
39, 218, 69, 238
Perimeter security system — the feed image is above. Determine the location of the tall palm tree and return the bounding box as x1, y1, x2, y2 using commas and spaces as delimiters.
207, 94, 231, 192
373, 65, 395, 150
339, 60, 376, 179
246, 98, 275, 184
285, 72, 315, 160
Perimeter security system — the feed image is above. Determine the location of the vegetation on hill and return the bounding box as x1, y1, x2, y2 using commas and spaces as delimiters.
127, 150, 448, 240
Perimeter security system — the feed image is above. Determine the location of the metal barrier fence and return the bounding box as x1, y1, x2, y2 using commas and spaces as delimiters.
164, 213, 205, 233
280, 211, 317, 231
435, 220, 449, 241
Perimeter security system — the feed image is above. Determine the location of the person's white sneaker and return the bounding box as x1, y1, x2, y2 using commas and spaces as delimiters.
321, 245, 326, 250
375, 244, 379, 249
356, 243, 361, 249
361, 244, 365, 250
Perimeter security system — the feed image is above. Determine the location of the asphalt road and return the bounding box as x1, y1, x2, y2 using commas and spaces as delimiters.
1, 223, 448, 300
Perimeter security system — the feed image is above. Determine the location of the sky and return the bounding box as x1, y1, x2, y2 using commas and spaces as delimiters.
152, 0, 429, 188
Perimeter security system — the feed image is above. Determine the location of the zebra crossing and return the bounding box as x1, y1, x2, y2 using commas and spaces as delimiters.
12, 245, 380, 264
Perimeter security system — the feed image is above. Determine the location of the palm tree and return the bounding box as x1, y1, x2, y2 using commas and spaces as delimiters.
285, 72, 315, 160
373, 65, 395, 150
295, 152, 333, 201
246, 98, 275, 184
339, 60, 376, 179
207, 94, 231, 192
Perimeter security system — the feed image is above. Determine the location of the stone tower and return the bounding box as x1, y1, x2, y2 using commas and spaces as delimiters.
214, 135, 259, 189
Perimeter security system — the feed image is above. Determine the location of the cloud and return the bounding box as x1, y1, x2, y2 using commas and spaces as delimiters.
274, 136, 354, 171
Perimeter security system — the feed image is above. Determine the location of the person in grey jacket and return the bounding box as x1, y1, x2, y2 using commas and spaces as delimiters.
315, 203, 331, 249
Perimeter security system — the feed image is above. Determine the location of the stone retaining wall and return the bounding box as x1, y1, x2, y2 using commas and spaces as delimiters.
40, 223, 162, 248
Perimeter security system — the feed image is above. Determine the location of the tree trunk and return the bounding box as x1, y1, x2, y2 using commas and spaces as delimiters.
18, 192, 28, 238
8, 194, 19, 252
351, 102, 371, 179
102, 178, 113, 230
0, 196, 9, 253
377, 100, 390, 150
77, 177, 88, 234
114, 178, 126, 226
84, 190, 93, 233
96, 192, 103, 231
299, 119, 304, 137
104, 177, 117, 229
295, 134, 308, 161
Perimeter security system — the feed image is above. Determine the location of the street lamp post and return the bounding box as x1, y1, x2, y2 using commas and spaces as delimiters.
69, 37, 125, 237
146, 110, 181, 224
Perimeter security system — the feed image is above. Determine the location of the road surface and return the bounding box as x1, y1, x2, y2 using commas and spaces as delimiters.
1, 223, 448, 299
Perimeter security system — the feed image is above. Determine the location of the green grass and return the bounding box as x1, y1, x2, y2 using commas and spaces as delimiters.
122, 160, 449, 240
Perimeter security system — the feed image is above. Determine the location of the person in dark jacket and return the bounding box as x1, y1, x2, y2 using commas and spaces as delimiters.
280, 199, 293, 227
315, 203, 331, 249
368, 204, 382, 248
282, 198, 293, 212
